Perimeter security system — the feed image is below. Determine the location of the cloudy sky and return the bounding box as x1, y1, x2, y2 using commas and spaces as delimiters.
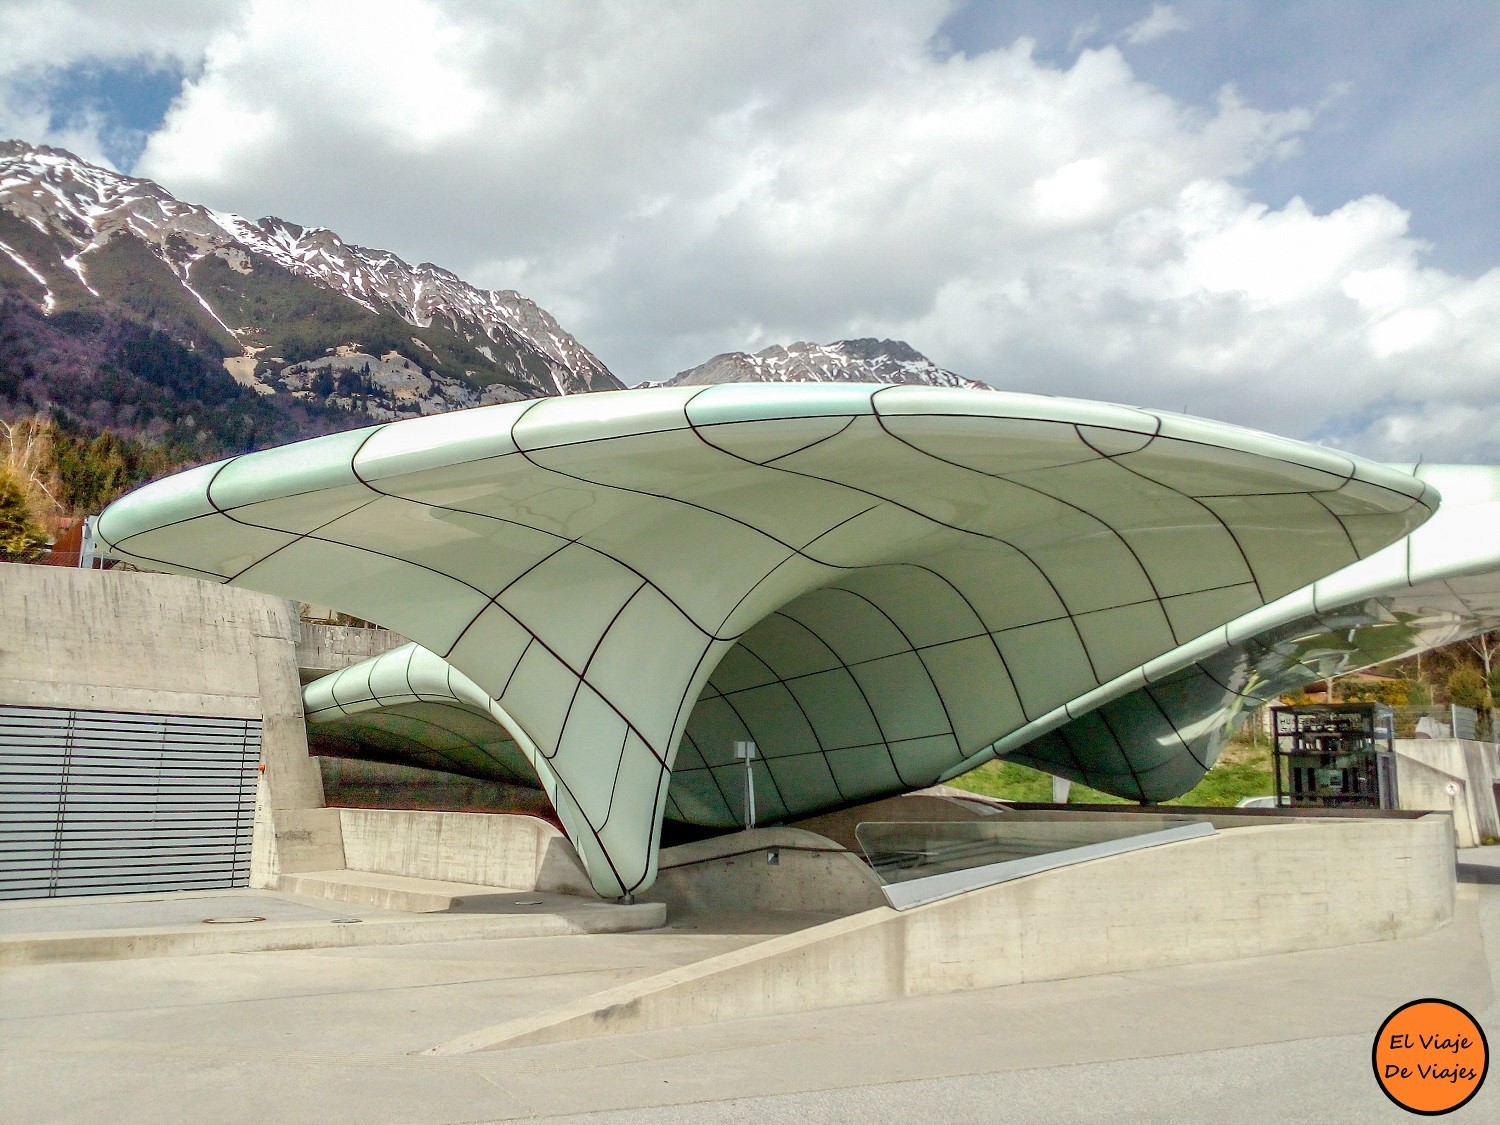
1, 0, 1496, 460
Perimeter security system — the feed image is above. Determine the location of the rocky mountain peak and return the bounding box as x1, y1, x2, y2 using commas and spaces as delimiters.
0, 140, 621, 405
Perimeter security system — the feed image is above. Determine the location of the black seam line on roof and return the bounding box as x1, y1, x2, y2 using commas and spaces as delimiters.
859, 404, 1106, 689
507, 438, 799, 642
499, 637, 533, 701
682, 413, 1113, 709
592, 725, 635, 837
1073, 428, 1269, 606
748, 416, 860, 466
1054, 721, 1103, 794
435, 660, 532, 779
561, 583, 660, 833
705, 575, 1265, 707
759, 611, 912, 789
346, 648, 481, 777
328, 708, 526, 784
643, 768, 673, 876
1060, 423, 1188, 646
677, 730, 741, 822
710, 505, 876, 637
331, 703, 523, 776
788, 587, 963, 767
679, 404, 1113, 603
536, 577, 650, 769
891, 562, 1034, 730
490, 610, 677, 777
882, 417, 1176, 650
1013, 726, 1093, 792
578, 580, 650, 680
1138, 679, 1213, 773
440, 540, 573, 659
1307, 492, 1363, 563
204, 431, 392, 579
365, 455, 768, 649
683, 728, 965, 768
708, 642, 851, 806
691, 668, 795, 822
669, 636, 792, 822
498, 663, 634, 899
665, 637, 758, 813
1091, 700, 1151, 801
547, 762, 630, 898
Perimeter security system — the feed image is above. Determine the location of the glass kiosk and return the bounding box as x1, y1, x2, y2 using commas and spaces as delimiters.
1271, 703, 1399, 810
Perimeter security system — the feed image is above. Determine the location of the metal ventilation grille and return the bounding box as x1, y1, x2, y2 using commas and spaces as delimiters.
0, 705, 261, 901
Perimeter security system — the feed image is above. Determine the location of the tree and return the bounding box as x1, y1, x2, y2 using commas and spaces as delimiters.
1447, 667, 1488, 712
0, 469, 47, 561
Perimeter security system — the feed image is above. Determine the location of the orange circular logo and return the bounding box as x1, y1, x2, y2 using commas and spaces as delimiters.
1373, 999, 1488, 1115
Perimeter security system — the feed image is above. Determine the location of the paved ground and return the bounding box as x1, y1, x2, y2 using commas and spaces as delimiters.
0, 889, 393, 935
1, 886, 1497, 1123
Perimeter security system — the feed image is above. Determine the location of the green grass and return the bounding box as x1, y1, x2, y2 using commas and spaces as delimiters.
949, 734, 1275, 807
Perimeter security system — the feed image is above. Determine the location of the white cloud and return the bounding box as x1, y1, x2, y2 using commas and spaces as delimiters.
1122, 4, 1188, 47
0, 0, 230, 166
4, 0, 1497, 461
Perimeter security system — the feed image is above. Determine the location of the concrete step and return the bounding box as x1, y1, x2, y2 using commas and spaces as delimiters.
278, 869, 538, 913
0, 885, 667, 966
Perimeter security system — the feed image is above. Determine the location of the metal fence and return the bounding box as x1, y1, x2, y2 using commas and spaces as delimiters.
1388, 704, 1489, 742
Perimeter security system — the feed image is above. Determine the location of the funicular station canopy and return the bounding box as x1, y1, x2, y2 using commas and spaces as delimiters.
97, 384, 1495, 899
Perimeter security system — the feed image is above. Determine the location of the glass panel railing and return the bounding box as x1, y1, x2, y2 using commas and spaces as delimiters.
855, 815, 1216, 910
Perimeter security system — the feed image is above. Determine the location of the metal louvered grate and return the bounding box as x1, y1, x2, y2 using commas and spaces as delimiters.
0, 705, 261, 900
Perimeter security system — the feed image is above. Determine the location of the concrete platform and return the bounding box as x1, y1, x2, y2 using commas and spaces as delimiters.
278, 869, 572, 913
430, 809, 1455, 1051
0, 886, 665, 966
2, 886, 1494, 1123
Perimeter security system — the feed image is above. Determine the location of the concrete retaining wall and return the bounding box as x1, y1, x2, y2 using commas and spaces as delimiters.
646, 828, 886, 916
337, 809, 596, 897
296, 622, 408, 680
1395, 739, 1500, 846
434, 812, 1456, 1052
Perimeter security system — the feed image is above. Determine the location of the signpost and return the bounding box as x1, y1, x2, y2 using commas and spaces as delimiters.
734, 740, 757, 829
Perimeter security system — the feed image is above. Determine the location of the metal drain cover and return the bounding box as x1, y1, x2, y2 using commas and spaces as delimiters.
513, 899, 544, 906
201, 915, 265, 925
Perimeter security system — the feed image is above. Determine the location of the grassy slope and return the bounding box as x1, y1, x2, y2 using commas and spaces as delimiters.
80, 235, 237, 355
951, 734, 1275, 807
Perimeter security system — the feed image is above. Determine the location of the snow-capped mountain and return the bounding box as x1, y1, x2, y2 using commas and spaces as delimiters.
0, 141, 620, 408
664, 338, 991, 391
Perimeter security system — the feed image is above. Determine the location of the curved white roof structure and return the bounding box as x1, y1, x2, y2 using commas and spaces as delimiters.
98, 384, 1437, 896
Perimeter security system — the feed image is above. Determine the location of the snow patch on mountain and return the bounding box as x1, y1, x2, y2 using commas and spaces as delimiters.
662, 338, 992, 391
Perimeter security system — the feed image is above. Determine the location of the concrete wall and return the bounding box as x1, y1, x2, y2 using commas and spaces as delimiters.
645, 828, 887, 916
0, 565, 342, 884
438, 812, 1456, 1051
337, 809, 596, 897
297, 622, 408, 681
1395, 739, 1500, 847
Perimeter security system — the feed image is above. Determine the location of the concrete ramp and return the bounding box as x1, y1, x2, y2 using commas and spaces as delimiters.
429, 811, 1455, 1053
